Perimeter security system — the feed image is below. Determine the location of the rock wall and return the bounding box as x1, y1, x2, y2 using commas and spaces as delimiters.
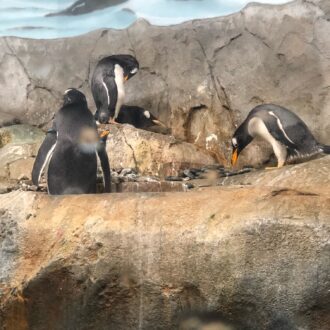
0, 159, 329, 329
1, 0, 329, 166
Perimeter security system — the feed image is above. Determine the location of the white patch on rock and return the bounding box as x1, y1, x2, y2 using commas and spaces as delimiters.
194, 132, 201, 143
197, 80, 208, 94
206, 134, 218, 149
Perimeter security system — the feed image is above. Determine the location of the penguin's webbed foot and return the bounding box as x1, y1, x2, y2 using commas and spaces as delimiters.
265, 164, 284, 170
109, 118, 120, 125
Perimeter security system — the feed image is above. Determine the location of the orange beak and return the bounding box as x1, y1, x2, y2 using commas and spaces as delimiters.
231, 148, 238, 166
152, 119, 167, 128
124, 75, 128, 81
100, 130, 110, 139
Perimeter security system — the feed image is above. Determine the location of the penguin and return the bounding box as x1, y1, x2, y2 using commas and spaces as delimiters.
32, 88, 111, 195
91, 54, 139, 124
116, 105, 169, 133
231, 104, 330, 168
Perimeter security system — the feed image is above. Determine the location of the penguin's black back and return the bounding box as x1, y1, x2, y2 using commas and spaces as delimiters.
48, 102, 98, 195
48, 141, 97, 195
116, 105, 156, 128
248, 104, 319, 156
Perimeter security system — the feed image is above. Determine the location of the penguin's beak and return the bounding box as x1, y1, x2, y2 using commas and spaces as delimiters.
100, 130, 110, 139
231, 148, 238, 166
124, 75, 129, 81
152, 119, 167, 128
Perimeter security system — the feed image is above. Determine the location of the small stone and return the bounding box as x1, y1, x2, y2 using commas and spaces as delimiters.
165, 176, 183, 182
125, 173, 138, 181
136, 176, 159, 182
183, 183, 194, 189
183, 169, 196, 179
29, 185, 38, 192
120, 168, 136, 176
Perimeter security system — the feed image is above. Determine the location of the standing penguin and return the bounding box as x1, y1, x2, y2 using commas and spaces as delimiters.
91, 54, 139, 124
231, 104, 330, 167
32, 88, 111, 195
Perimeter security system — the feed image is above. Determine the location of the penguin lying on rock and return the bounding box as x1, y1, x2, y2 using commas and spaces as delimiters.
32, 88, 111, 195
231, 104, 330, 168
117, 105, 170, 134
91, 54, 139, 124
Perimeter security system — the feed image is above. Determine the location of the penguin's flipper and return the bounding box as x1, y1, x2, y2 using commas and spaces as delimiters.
263, 111, 297, 149
97, 133, 111, 193
102, 75, 118, 117
31, 129, 57, 186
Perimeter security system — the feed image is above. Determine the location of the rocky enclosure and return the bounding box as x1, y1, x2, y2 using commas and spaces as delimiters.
1, 0, 329, 167
1, 1, 330, 329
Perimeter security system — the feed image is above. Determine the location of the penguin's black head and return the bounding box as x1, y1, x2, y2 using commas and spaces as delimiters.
63, 88, 87, 106
231, 123, 253, 166
108, 54, 139, 81
117, 105, 168, 130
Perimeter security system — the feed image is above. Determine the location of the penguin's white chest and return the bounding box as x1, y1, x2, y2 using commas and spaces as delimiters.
114, 64, 125, 118
248, 117, 287, 166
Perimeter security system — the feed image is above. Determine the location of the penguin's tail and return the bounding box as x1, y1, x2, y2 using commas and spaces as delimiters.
320, 144, 330, 154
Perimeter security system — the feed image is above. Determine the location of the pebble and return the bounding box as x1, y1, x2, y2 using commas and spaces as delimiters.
165, 176, 183, 182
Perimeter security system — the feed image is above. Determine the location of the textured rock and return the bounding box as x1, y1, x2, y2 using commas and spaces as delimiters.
0, 178, 329, 329
8, 158, 35, 181
0, 124, 215, 189
0, 125, 44, 180
217, 155, 330, 194
1, 0, 329, 166
107, 124, 216, 176
117, 180, 189, 193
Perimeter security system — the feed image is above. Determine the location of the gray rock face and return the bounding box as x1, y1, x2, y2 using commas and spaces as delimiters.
106, 124, 216, 176
0, 125, 44, 180
1, 0, 329, 167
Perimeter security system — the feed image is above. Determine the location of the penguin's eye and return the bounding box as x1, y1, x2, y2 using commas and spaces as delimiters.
130, 68, 138, 74
232, 138, 238, 148
143, 111, 151, 119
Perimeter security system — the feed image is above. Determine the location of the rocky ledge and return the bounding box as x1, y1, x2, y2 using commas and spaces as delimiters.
0, 157, 329, 330
0, 124, 216, 194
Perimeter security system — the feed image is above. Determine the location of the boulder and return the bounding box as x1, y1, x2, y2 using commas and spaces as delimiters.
0, 171, 329, 329
216, 155, 330, 194
106, 124, 216, 176
0, 125, 44, 180
1, 0, 329, 166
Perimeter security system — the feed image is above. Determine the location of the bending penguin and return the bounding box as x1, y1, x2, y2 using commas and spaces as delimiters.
231, 104, 330, 168
117, 105, 169, 133
91, 54, 139, 124
32, 88, 111, 195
